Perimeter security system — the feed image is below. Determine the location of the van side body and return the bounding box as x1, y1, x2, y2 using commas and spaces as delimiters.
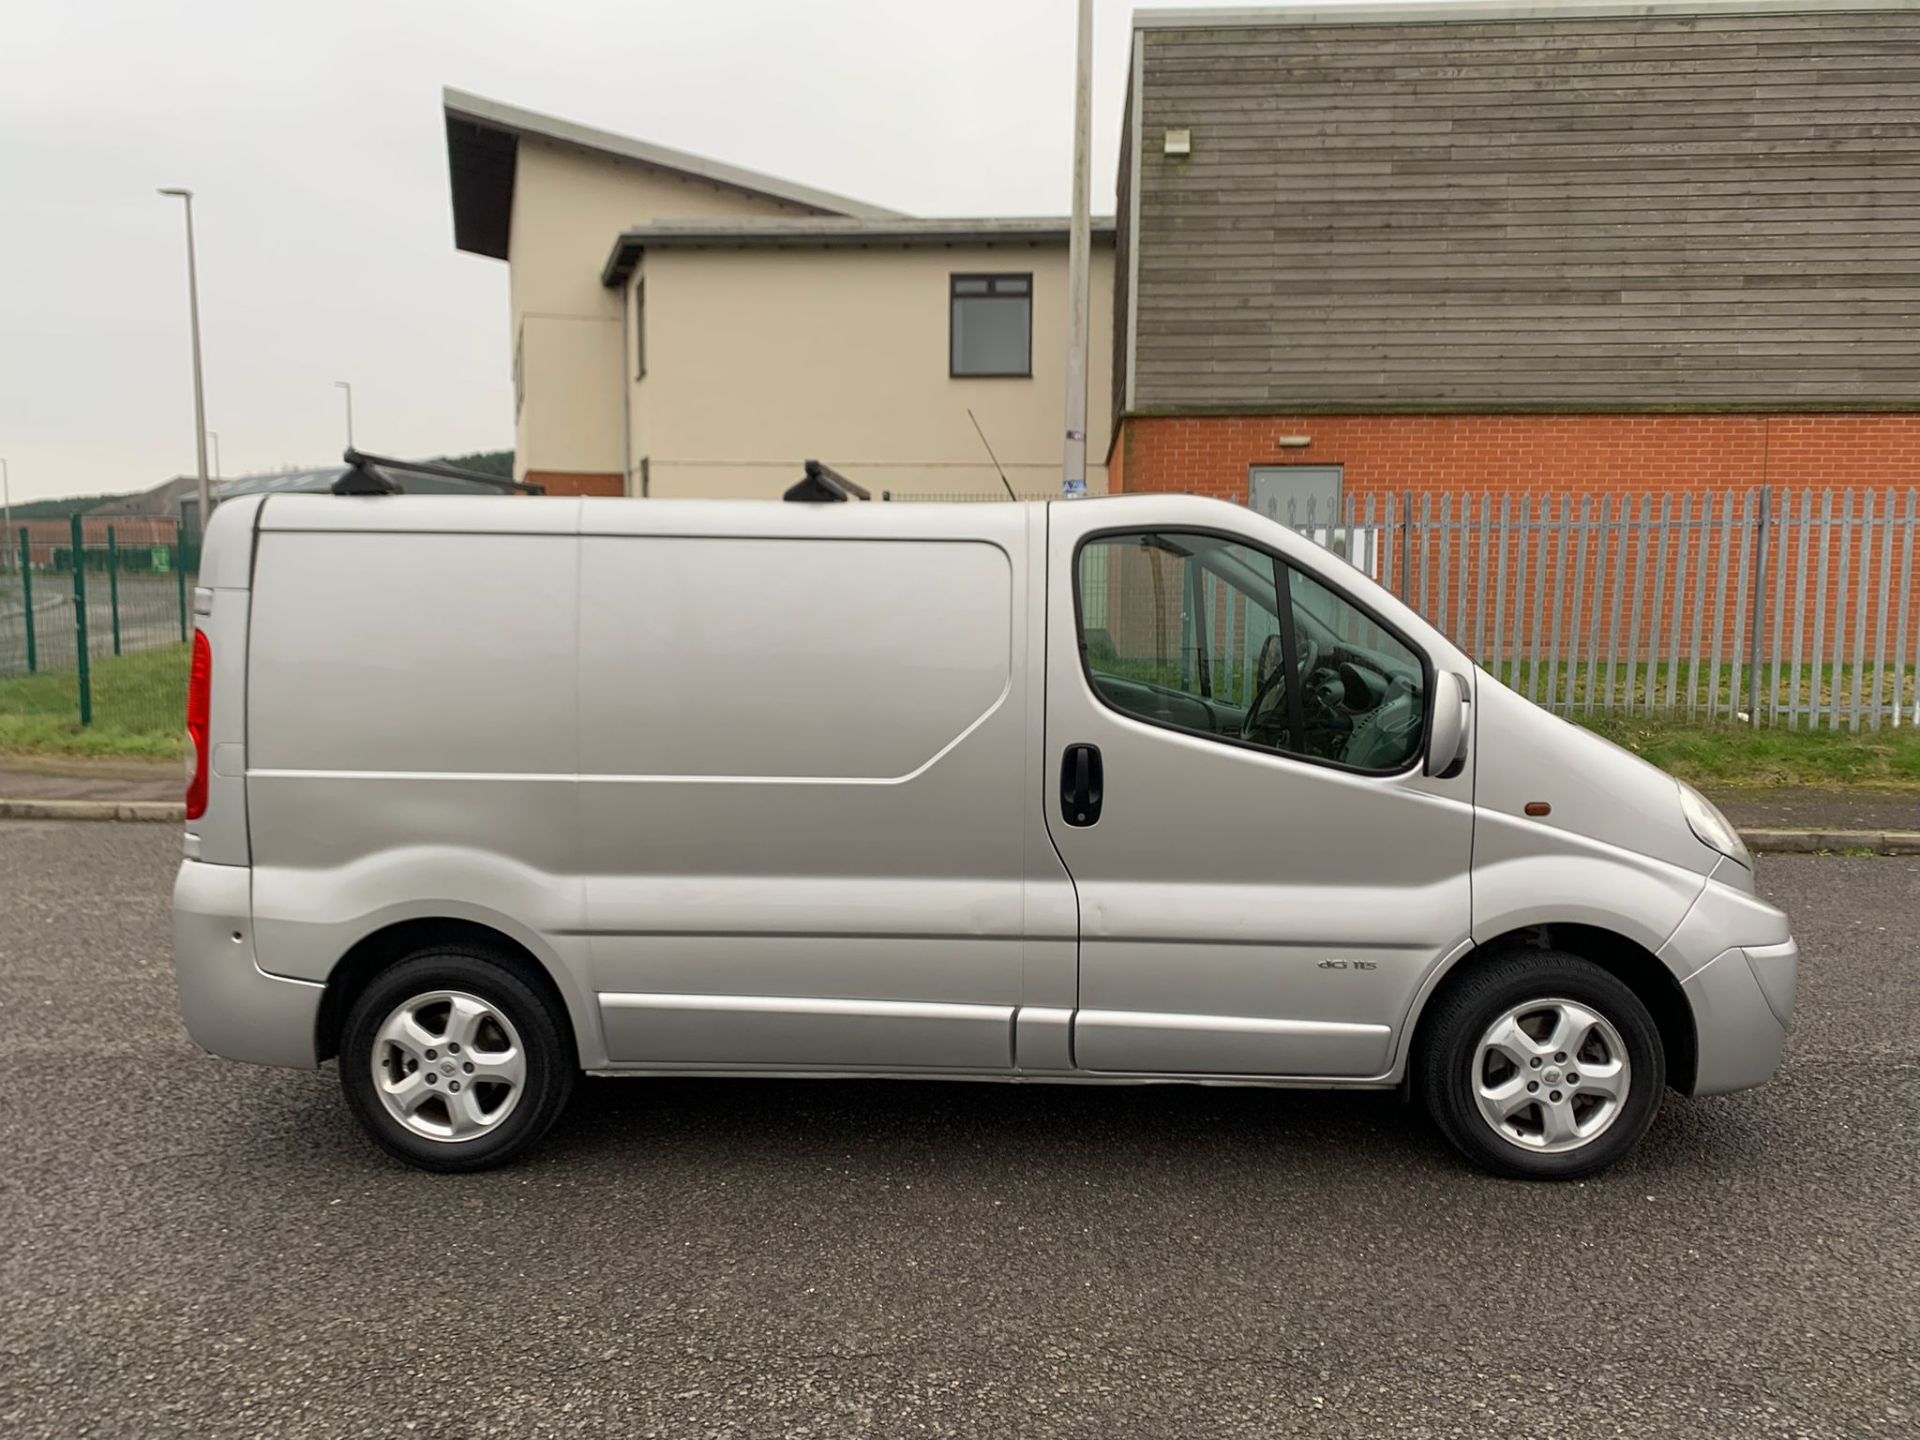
173, 493, 1795, 1173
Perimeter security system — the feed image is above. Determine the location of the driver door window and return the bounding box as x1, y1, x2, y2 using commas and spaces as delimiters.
1076, 530, 1426, 774
1077, 532, 1290, 748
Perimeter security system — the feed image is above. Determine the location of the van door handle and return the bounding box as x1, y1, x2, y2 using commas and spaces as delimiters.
1061, 744, 1103, 827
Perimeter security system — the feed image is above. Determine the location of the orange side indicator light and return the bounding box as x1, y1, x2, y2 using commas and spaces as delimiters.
1524, 801, 1552, 818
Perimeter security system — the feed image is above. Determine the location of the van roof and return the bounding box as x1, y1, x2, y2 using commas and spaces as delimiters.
252, 493, 1221, 539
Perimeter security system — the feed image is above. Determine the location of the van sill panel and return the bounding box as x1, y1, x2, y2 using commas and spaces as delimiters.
598, 992, 1015, 1070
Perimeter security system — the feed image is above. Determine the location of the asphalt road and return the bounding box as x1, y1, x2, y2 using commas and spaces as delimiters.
2, 821, 1916, 1438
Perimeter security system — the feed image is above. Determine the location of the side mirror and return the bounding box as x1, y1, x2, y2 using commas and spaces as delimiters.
1425, 670, 1471, 779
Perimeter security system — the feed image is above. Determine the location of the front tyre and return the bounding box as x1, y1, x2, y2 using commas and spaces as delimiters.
340, 948, 575, 1173
1418, 951, 1664, 1180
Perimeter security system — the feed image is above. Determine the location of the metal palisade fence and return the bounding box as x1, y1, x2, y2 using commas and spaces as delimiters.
1260, 487, 1919, 731
5, 489, 1915, 740
2, 516, 195, 750
900, 482, 1919, 730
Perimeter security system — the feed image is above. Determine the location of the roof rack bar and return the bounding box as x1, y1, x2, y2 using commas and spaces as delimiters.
332, 449, 547, 496
784, 460, 871, 504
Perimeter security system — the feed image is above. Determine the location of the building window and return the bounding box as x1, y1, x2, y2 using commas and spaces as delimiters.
950, 273, 1032, 377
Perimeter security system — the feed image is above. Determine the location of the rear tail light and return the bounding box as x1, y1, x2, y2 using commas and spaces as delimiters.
185, 629, 212, 821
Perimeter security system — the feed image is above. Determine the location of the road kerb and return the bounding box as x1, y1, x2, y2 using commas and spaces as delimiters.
1739, 827, 1920, 856
0, 798, 184, 823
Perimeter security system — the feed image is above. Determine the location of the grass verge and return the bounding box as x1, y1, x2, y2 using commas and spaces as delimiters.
1576, 714, 1920, 790
0, 646, 188, 759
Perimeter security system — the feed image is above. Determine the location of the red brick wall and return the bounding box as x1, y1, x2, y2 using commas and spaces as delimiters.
1108, 413, 1920, 688
1110, 413, 1920, 503
525, 471, 623, 498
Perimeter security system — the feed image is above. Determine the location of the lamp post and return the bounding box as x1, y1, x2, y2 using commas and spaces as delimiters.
1060, 0, 1093, 499
334, 381, 354, 449
157, 188, 212, 537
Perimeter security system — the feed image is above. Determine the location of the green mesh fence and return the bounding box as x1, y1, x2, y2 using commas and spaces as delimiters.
1, 518, 193, 758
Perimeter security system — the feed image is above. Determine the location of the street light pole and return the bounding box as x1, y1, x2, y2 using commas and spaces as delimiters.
157, 188, 212, 538
1060, 0, 1093, 499
334, 381, 354, 449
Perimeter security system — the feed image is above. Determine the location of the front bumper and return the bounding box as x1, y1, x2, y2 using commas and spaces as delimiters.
1661, 874, 1798, 1096
172, 859, 322, 1070
1680, 940, 1797, 1095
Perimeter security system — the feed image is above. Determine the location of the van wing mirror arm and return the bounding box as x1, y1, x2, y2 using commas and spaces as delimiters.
1425, 671, 1471, 780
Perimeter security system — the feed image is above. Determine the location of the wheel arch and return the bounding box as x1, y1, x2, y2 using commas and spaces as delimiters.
1405, 924, 1697, 1093
315, 917, 591, 1067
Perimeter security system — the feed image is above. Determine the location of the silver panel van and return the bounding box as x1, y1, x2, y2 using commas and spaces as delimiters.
172, 492, 1797, 1179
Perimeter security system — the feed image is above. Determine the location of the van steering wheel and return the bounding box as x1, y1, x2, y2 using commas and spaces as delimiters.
1241, 633, 1319, 743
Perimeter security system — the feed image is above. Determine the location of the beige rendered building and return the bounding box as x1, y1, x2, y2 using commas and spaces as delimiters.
444, 89, 1113, 499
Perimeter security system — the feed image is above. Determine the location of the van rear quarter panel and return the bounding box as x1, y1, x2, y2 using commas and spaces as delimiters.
244, 524, 595, 1057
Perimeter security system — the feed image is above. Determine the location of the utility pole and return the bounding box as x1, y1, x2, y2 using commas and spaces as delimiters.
157, 188, 212, 536
1060, 0, 1094, 499
335, 381, 355, 449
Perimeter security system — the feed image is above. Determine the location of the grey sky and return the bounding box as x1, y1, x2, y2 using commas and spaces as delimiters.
1, 0, 1378, 503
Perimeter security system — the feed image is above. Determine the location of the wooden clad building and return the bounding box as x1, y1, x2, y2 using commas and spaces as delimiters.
1108, 0, 1920, 509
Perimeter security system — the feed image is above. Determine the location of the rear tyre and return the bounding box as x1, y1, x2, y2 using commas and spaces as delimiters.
339, 948, 575, 1173
1418, 950, 1664, 1181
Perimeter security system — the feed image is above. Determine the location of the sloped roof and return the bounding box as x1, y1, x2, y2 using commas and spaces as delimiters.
603, 215, 1116, 285
444, 87, 904, 260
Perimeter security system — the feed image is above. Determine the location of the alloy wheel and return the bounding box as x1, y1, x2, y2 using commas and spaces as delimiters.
1471, 997, 1631, 1154
371, 990, 527, 1142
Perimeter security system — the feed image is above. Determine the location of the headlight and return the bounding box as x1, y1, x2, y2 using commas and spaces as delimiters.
1678, 781, 1750, 869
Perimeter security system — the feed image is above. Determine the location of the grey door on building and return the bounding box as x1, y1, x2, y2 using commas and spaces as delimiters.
1250, 466, 1343, 529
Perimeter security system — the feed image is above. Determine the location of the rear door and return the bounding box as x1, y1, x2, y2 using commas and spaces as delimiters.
1044, 500, 1474, 1078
